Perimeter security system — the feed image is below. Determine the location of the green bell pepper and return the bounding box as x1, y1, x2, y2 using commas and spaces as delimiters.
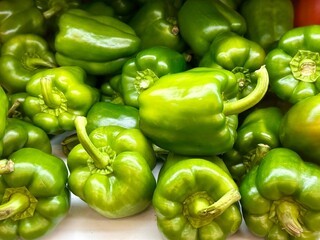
178, 0, 247, 58
67, 116, 156, 218
54, 8, 141, 75
129, 0, 186, 52
240, 0, 294, 52
199, 31, 266, 98
240, 148, 320, 239
153, 158, 242, 240
22, 66, 100, 135
279, 94, 320, 165
1, 118, 52, 158
139, 65, 269, 156
265, 25, 320, 104
99, 74, 124, 104
86, 101, 140, 134
120, 46, 187, 108
0, 86, 8, 158
0, 34, 57, 94
0, 0, 46, 44
0, 148, 70, 240
222, 106, 283, 183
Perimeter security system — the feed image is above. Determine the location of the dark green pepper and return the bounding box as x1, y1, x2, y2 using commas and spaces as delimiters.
129, 0, 186, 52
0, 148, 70, 240
139, 66, 269, 156
199, 31, 266, 98
153, 158, 242, 240
265, 25, 320, 104
240, 0, 294, 52
2, 118, 52, 158
22, 66, 100, 135
0, 0, 46, 43
54, 8, 141, 75
240, 148, 320, 239
86, 101, 140, 134
178, 0, 247, 58
279, 95, 320, 165
0, 34, 56, 94
222, 106, 283, 183
120, 46, 187, 108
67, 116, 156, 218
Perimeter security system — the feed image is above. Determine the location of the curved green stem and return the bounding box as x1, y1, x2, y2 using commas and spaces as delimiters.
224, 65, 269, 115
43, 5, 63, 19
74, 116, 110, 169
40, 77, 63, 109
24, 57, 56, 70
276, 200, 304, 237
243, 143, 271, 173
0, 160, 14, 175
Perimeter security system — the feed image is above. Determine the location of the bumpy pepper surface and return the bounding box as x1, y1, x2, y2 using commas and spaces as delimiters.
67, 116, 156, 218
120, 46, 187, 108
54, 8, 141, 75
0, 148, 70, 240
138, 66, 269, 156
22, 66, 100, 134
279, 94, 320, 165
240, 148, 320, 239
222, 106, 283, 183
178, 0, 247, 58
0, 34, 56, 94
265, 25, 320, 104
199, 31, 266, 98
239, 0, 294, 52
153, 158, 242, 240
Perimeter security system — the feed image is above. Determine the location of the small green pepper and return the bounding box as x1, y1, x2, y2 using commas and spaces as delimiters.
2, 118, 52, 158
54, 8, 141, 75
0, 148, 70, 240
240, 148, 320, 239
265, 25, 320, 104
22, 66, 100, 134
0, 34, 56, 94
67, 116, 156, 218
222, 106, 283, 183
153, 158, 242, 240
139, 66, 269, 156
120, 46, 187, 108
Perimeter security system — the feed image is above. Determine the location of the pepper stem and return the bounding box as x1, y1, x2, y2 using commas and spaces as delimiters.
0, 159, 14, 174
40, 77, 62, 109
276, 200, 304, 237
0, 187, 38, 221
224, 65, 269, 115
74, 116, 111, 169
24, 57, 56, 70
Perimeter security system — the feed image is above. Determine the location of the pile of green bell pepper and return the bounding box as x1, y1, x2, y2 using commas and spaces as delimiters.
1, 0, 320, 239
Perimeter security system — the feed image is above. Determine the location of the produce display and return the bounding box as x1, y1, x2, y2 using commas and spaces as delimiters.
0, 0, 319, 239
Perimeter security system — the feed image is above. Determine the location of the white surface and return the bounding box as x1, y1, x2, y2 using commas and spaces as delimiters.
42, 133, 262, 240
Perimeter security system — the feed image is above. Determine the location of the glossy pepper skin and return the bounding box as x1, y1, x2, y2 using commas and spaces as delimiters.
0, 34, 56, 94
22, 66, 100, 135
85, 101, 140, 134
0, 86, 8, 158
67, 116, 156, 218
199, 31, 266, 98
240, 148, 320, 239
178, 0, 247, 58
1, 118, 52, 158
265, 25, 320, 104
240, 0, 294, 52
139, 66, 269, 156
222, 107, 283, 183
0, 148, 70, 240
54, 8, 141, 75
0, 0, 46, 44
121, 46, 187, 108
129, 0, 186, 52
153, 158, 242, 240
279, 95, 320, 165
